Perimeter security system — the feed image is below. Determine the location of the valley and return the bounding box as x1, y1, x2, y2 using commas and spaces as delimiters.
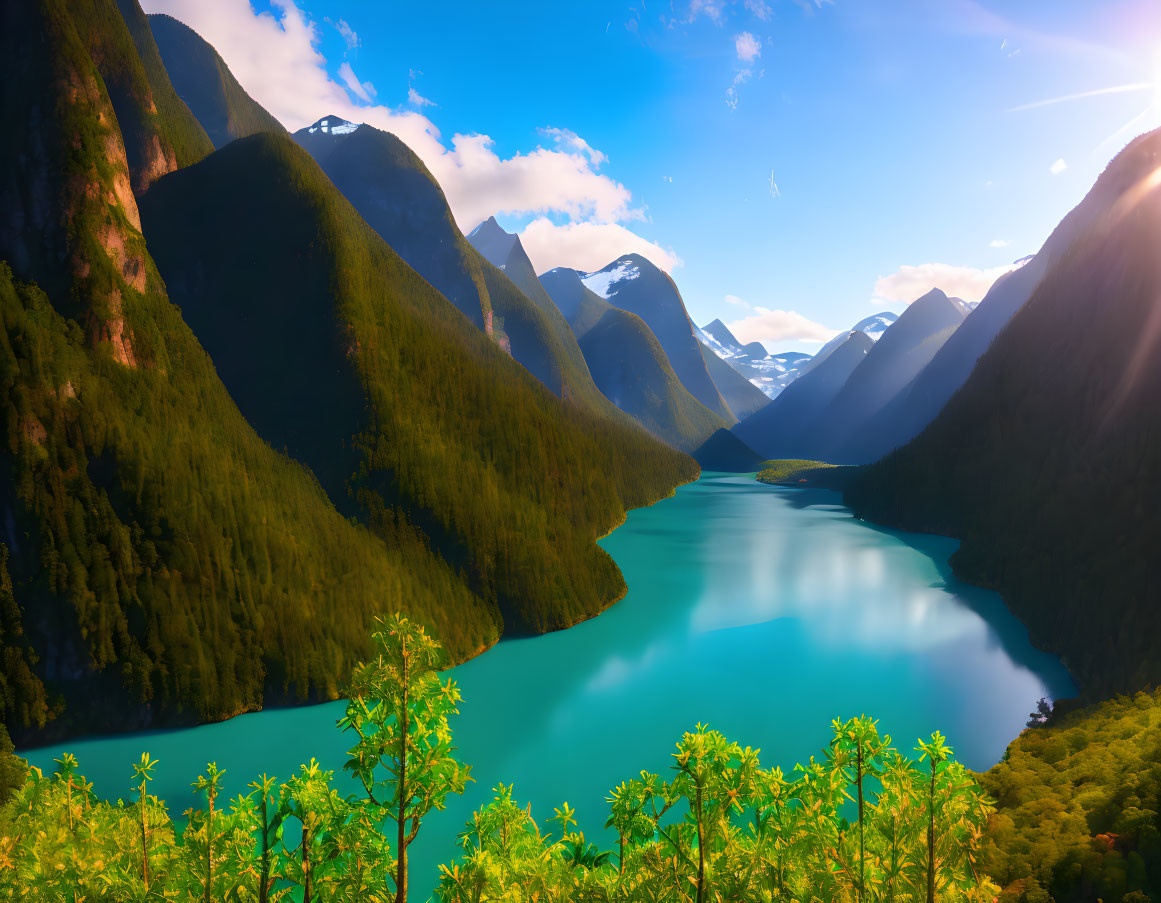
1, 1, 1160, 900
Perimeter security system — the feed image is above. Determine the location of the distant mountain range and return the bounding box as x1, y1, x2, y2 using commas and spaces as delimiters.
696, 319, 814, 400
734, 329, 874, 458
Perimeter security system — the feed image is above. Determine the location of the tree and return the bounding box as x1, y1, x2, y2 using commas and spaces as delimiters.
132, 752, 158, 892
917, 731, 953, 903
828, 716, 892, 902
339, 614, 472, 903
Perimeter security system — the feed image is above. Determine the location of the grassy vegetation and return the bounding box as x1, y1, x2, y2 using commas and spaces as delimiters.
756, 459, 839, 483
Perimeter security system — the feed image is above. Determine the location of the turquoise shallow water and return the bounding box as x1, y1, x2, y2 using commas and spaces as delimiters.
23, 472, 1074, 898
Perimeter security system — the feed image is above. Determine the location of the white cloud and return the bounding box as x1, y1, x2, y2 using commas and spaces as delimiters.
723, 294, 750, 307
324, 16, 359, 52
141, 0, 658, 239
726, 68, 752, 111
518, 218, 682, 275
687, 0, 725, 23
988, 238, 1010, 248
735, 31, 761, 62
744, 0, 772, 20
873, 262, 1017, 306
539, 127, 607, 166
1050, 158, 1068, 175
727, 307, 837, 344
791, 0, 835, 11
338, 62, 375, 103
408, 87, 435, 108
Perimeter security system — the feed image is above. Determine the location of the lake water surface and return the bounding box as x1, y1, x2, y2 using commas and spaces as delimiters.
25, 473, 1074, 897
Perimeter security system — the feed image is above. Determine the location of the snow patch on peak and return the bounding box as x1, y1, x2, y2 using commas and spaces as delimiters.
852, 312, 899, 342
580, 259, 640, 299
307, 116, 360, 135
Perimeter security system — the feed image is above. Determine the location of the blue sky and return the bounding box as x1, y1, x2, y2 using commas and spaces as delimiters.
147, 0, 1161, 351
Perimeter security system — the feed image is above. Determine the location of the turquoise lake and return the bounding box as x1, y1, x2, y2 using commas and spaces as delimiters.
24, 473, 1075, 898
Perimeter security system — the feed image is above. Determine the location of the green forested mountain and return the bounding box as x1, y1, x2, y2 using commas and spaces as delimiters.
140, 131, 696, 636
0, 0, 498, 743
0, 0, 693, 744
292, 121, 638, 426
845, 128, 1161, 699
539, 267, 727, 451
147, 13, 287, 148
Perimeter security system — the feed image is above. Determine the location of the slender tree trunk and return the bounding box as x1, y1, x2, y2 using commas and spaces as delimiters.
695, 785, 706, 903
926, 761, 936, 903
396, 638, 410, 903
259, 795, 270, 903
856, 745, 865, 903
140, 781, 149, 892
205, 789, 215, 903
303, 822, 312, 903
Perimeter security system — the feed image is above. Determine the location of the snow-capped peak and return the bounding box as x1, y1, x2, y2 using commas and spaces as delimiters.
580, 258, 641, 299
852, 312, 899, 342
307, 116, 360, 135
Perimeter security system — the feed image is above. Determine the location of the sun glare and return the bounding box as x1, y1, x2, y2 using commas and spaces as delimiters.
1154, 47, 1161, 111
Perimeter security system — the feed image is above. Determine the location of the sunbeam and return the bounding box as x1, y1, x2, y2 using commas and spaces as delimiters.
1005, 82, 1152, 113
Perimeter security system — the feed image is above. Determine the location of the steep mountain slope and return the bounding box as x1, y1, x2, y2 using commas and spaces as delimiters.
113, 0, 214, 169
539, 268, 726, 451
852, 312, 899, 341
699, 342, 770, 419
846, 127, 1161, 698
581, 255, 735, 421
853, 144, 1146, 464
148, 12, 286, 148
732, 330, 873, 458
142, 132, 697, 640
701, 319, 745, 353
0, 0, 495, 743
294, 123, 630, 422
816, 289, 970, 462
692, 429, 764, 472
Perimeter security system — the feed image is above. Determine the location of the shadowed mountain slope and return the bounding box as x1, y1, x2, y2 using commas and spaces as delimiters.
732, 330, 873, 458
148, 12, 286, 148
815, 289, 970, 462
846, 127, 1161, 699
539, 267, 726, 451
294, 123, 635, 424
699, 342, 770, 420
581, 255, 735, 422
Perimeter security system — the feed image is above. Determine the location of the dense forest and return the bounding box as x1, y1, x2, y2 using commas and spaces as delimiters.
981, 690, 1161, 903
0, 0, 695, 745
0, 618, 998, 902
845, 128, 1161, 700
139, 133, 696, 635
